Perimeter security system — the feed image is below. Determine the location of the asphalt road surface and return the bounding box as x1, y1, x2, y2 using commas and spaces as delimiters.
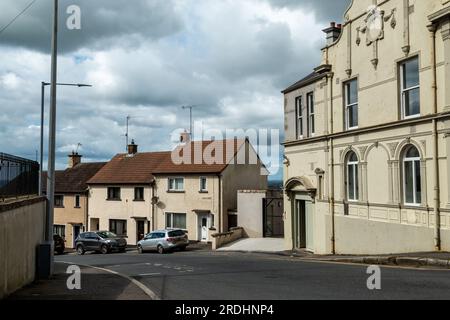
56, 250, 450, 300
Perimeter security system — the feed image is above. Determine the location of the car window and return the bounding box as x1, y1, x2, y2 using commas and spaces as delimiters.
168, 230, 185, 237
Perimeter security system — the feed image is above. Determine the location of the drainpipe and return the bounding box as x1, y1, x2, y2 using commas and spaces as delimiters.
428, 23, 441, 251
328, 71, 336, 255
218, 175, 222, 233
151, 181, 156, 232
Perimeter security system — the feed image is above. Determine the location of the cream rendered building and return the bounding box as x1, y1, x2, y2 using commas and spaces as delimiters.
88, 139, 267, 245
283, 0, 450, 254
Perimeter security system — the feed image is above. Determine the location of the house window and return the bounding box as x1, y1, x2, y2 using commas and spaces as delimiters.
403, 146, 421, 206
295, 96, 304, 139
75, 195, 80, 208
107, 187, 121, 200
54, 195, 64, 208
200, 177, 207, 192
134, 187, 145, 201
307, 92, 315, 136
346, 151, 359, 202
166, 213, 187, 229
168, 178, 184, 191
400, 57, 420, 119
109, 219, 127, 236
53, 225, 65, 237
345, 79, 358, 130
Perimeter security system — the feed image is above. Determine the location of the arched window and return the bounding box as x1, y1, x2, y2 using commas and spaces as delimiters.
346, 151, 359, 201
403, 146, 421, 205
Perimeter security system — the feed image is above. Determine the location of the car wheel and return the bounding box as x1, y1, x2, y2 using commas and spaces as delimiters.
180, 246, 187, 251
138, 245, 144, 254
76, 245, 85, 255
56, 248, 65, 255
100, 245, 109, 254
157, 245, 165, 254
119, 248, 126, 253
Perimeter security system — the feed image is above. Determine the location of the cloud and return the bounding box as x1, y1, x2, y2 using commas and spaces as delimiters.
0, 0, 350, 178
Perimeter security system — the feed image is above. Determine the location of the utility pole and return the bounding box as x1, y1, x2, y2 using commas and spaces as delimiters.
125, 115, 130, 151
43, 0, 58, 278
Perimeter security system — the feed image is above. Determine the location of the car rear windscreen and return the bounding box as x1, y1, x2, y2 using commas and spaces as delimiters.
168, 230, 185, 237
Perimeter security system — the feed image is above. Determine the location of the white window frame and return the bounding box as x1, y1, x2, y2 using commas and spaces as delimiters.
165, 212, 187, 230
295, 96, 304, 139
307, 92, 315, 137
346, 153, 359, 202
168, 177, 184, 192
345, 79, 359, 130
402, 148, 421, 206
400, 57, 420, 120
199, 177, 208, 192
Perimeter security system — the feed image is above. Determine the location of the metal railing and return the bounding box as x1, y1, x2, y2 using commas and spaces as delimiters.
0, 153, 39, 201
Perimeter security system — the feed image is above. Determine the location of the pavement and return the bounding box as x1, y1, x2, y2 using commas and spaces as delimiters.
7, 261, 151, 300
217, 238, 285, 252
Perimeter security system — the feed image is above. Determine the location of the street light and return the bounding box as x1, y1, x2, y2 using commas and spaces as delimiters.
39, 82, 92, 196
181, 105, 198, 139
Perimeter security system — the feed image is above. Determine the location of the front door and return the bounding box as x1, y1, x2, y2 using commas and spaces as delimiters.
137, 221, 145, 242
198, 215, 209, 242
294, 198, 314, 251
73, 226, 81, 248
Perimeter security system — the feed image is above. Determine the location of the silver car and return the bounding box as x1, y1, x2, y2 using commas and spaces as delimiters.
137, 229, 189, 254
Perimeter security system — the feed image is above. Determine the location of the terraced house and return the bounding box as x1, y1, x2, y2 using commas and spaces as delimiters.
282, 0, 450, 254
87, 138, 267, 245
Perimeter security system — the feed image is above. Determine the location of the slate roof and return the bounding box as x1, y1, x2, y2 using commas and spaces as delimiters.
281, 71, 324, 94
43, 162, 106, 194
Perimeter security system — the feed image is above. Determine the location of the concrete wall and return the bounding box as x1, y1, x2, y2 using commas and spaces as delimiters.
211, 227, 244, 250
54, 193, 87, 248
0, 197, 46, 299
237, 191, 265, 238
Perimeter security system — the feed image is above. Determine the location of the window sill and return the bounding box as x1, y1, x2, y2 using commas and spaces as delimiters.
199, 191, 209, 194
106, 199, 122, 202
167, 190, 185, 194
133, 199, 145, 202
74, 206, 81, 209
55, 206, 65, 209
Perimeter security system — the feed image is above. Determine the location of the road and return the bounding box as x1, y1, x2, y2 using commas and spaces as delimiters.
56, 249, 450, 300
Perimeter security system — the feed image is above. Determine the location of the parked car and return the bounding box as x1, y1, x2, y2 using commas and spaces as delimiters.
75, 231, 127, 255
53, 234, 65, 255
137, 229, 189, 254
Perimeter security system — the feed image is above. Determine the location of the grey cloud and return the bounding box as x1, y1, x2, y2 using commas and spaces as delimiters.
267, 0, 351, 23
0, 0, 183, 53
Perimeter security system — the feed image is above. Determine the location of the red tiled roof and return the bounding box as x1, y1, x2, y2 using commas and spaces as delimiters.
87, 152, 169, 185
88, 139, 247, 184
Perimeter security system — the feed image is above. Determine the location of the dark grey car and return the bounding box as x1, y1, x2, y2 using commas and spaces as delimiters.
75, 231, 127, 255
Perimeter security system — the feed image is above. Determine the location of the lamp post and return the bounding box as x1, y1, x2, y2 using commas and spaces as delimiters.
39, 82, 92, 196
181, 105, 198, 139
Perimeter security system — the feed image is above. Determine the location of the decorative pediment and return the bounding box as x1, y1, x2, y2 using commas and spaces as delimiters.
356, 5, 397, 69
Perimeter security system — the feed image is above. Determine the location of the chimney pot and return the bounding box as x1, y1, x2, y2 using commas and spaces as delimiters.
128, 139, 138, 155
180, 131, 191, 144
68, 152, 82, 169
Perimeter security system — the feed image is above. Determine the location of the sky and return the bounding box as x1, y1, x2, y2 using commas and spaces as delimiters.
0, 0, 350, 179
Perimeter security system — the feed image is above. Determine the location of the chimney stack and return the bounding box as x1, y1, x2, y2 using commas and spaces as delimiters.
322, 22, 342, 46
68, 152, 82, 168
180, 130, 191, 144
127, 139, 138, 155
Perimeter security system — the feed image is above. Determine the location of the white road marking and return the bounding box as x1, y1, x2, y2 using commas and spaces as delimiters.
139, 273, 161, 277
58, 261, 160, 300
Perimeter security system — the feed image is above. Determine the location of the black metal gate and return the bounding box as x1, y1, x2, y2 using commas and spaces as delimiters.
263, 197, 284, 238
